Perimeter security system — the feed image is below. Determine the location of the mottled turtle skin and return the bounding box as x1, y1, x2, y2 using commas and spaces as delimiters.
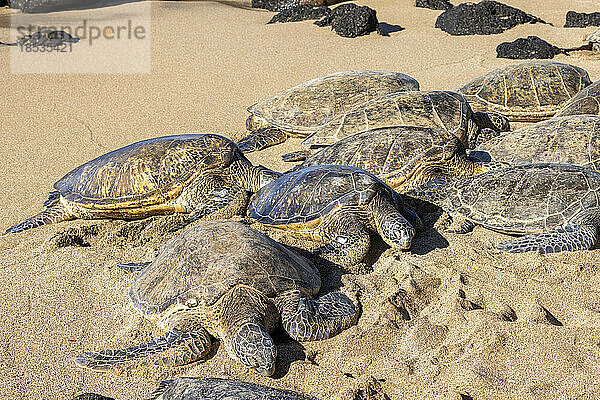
151, 377, 318, 400
5, 134, 280, 234
75, 220, 357, 376
248, 165, 422, 268
296, 126, 499, 192
301, 90, 510, 150
441, 163, 600, 253
458, 61, 592, 122
588, 27, 600, 53
237, 70, 419, 153
472, 115, 600, 171
555, 79, 600, 117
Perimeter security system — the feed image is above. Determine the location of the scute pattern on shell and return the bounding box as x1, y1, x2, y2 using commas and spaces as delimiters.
248, 70, 420, 134
129, 220, 320, 316
443, 164, 600, 234
475, 115, 600, 170
299, 126, 461, 188
555, 79, 600, 117
55, 135, 238, 207
303, 91, 471, 146
458, 61, 592, 121
248, 165, 388, 226
153, 377, 317, 400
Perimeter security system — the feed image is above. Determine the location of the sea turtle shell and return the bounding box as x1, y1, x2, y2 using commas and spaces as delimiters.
54, 134, 240, 209
297, 126, 466, 190
248, 165, 392, 227
472, 115, 600, 170
443, 163, 600, 234
554, 79, 600, 117
248, 70, 419, 135
302, 91, 474, 147
458, 61, 592, 122
129, 220, 321, 317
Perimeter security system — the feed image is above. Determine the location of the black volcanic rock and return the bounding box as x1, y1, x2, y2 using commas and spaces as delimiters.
268, 5, 330, 23
496, 36, 563, 59
564, 11, 600, 28
9, 0, 120, 12
416, 0, 452, 11
315, 3, 381, 38
435, 0, 546, 35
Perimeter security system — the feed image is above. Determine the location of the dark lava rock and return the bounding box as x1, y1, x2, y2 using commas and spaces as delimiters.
496, 36, 563, 59
564, 11, 600, 28
315, 3, 381, 38
435, 0, 546, 35
1, 0, 7, 6
268, 5, 330, 24
416, 0, 452, 11
252, 0, 340, 12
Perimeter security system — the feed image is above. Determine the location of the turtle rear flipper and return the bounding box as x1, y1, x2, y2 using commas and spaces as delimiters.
496, 222, 598, 253
4, 204, 75, 234
237, 128, 288, 153
281, 150, 311, 162
74, 328, 211, 371
277, 290, 358, 342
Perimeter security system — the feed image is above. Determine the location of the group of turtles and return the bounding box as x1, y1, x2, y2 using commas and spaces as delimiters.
5, 61, 600, 399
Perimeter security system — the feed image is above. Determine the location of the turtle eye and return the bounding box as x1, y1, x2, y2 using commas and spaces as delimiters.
185, 298, 198, 307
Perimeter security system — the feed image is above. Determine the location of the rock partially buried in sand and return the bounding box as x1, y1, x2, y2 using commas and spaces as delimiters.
435, 0, 545, 35
314, 3, 382, 38
0, 30, 79, 47
268, 5, 330, 24
75, 220, 358, 376
251, 0, 338, 12
415, 0, 453, 11
72, 395, 114, 400
564, 11, 600, 28
151, 377, 318, 400
496, 36, 563, 59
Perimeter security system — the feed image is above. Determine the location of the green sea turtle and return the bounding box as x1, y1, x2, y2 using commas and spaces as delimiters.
247, 165, 422, 268
420, 163, 600, 253
292, 90, 509, 162
5, 134, 280, 234
151, 377, 318, 399
471, 115, 600, 171
458, 61, 592, 122
75, 220, 357, 376
294, 126, 502, 192
0, 30, 79, 47
554, 79, 600, 117
237, 70, 419, 153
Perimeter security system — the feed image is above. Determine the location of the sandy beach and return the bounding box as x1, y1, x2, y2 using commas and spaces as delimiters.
1, 0, 600, 398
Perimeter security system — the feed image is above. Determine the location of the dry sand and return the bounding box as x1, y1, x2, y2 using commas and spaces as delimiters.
1, 0, 600, 399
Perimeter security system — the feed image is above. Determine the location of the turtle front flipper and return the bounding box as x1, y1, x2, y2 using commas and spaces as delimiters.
74, 328, 211, 371
4, 203, 75, 234
237, 128, 288, 153
276, 290, 358, 342
496, 222, 598, 254
281, 150, 311, 162
314, 229, 371, 269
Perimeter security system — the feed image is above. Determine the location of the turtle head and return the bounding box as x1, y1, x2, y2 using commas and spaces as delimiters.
469, 112, 510, 148
379, 212, 415, 250
230, 322, 277, 376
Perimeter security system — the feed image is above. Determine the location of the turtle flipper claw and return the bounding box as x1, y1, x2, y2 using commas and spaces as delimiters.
237, 128, 288, 153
